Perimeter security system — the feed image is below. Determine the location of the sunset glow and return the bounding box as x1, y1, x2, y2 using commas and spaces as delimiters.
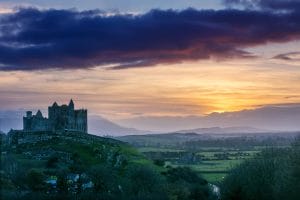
0, 0, 299, 126
1, 55, 300, 120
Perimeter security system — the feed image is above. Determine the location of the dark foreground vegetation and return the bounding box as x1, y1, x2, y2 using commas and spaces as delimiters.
0, 132, 217, 200
1, 131, 299, 200
221, 137, 300, 200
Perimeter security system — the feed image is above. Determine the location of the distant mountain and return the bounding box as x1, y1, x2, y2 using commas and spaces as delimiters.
89, 115, 151, 136
117, 105, 300, 132
0, 110, 24, 133
0, 110, 150, 136
117, 131, 299, 148
2, 105, 300, 135
175, 126, 270, 134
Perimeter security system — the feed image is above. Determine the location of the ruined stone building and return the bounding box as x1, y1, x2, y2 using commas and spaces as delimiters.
23, 100, 87, 133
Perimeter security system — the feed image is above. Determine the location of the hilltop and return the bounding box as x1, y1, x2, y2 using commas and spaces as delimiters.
1, 131, 217, 200
1, 131, 152, 199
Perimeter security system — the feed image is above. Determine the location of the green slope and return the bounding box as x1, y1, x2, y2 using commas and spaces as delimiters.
1, 131, 217, 200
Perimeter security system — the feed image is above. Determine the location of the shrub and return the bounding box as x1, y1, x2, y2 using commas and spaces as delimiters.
221, 138, 300, 200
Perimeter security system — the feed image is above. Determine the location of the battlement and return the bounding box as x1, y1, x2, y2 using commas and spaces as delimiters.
23, 100, 87, 133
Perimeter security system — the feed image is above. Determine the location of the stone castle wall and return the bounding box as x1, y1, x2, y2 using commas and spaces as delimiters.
23, 100, 87, 133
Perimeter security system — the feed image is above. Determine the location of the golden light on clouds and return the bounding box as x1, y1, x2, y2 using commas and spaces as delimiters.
1, 56, 300, 120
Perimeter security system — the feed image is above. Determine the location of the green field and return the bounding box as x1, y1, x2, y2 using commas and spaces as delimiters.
169, 159, 245, 183
138, 147, 185, 152
137, 147, 260, 183
118, 133, 295, 184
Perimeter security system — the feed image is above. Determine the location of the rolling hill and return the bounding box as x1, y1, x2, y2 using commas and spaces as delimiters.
1, 131, 216, 200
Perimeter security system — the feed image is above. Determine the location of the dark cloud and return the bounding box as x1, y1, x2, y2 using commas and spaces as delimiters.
273, 52, 300, 61
0, 6, 300, 71
224, 0, 300, 11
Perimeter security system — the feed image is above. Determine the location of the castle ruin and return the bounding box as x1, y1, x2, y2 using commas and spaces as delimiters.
23, 100, 87, 133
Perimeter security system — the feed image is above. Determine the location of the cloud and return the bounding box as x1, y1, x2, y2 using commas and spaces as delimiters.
0, 7, 300, 71
224, 0, 300, 11
273, 52, 300, 61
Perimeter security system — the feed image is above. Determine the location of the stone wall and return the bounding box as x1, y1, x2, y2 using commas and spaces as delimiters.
24, 100, 88, 133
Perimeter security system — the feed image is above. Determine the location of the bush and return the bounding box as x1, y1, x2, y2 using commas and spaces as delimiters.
26, 169, 46, 191
123, 165, 168, 200
46, 155, 59, 168
221, 137, 300, 200
163, 167, 216, 200
154, 159, 165, 166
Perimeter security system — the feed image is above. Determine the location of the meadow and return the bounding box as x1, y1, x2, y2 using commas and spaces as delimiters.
138, 146, 260, 183
117, 132, 296, 184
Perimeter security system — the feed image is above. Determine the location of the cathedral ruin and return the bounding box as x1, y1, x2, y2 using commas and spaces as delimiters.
23, 100, 87, 133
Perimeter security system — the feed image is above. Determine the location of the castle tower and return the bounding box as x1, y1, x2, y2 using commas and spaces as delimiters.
75, 109, 88, 133
23, 110, 49, 132
23, 111, 33, 131
69, 99, 74, 110
36, 110, 43, 118
26, 111, 32, 118
24, 100, 87, 133
68, 99, 75, 130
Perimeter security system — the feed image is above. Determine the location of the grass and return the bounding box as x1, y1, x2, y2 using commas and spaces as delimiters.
138, 147, 185, 152
193, 160, 243, 171
201, 173, 227, 183
165, 158, 246, 183
172, 159, 245, 183
138, 146, 262, 183
131, 140, 271, 175
5, 133, 152, 177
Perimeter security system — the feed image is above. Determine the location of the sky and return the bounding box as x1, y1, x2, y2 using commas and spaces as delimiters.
0, 0, 300, 124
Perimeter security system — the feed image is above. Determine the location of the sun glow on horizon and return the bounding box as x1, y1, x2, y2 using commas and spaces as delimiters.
1, 55, 300, 120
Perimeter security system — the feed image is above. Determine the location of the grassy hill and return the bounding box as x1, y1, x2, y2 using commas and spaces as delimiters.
5, 131, 149, 167
0, 131, 217, 200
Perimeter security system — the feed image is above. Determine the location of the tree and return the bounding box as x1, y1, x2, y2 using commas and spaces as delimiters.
26, 169, 45, 191
46, 155, 59, 168
163, 167, 215, 200
57, 172, 69, 194
69, 152, 85, 173
153, 159, 165, 167
221, 139, 300, 200
89, 164, 118, 194
123, 165, 167, 200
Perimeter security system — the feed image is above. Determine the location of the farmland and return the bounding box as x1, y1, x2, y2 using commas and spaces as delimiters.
117, 132, 297, 183
139, 146, 258, 183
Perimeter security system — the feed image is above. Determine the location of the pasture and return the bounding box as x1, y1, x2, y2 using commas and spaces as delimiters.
137, 146, 260, 183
